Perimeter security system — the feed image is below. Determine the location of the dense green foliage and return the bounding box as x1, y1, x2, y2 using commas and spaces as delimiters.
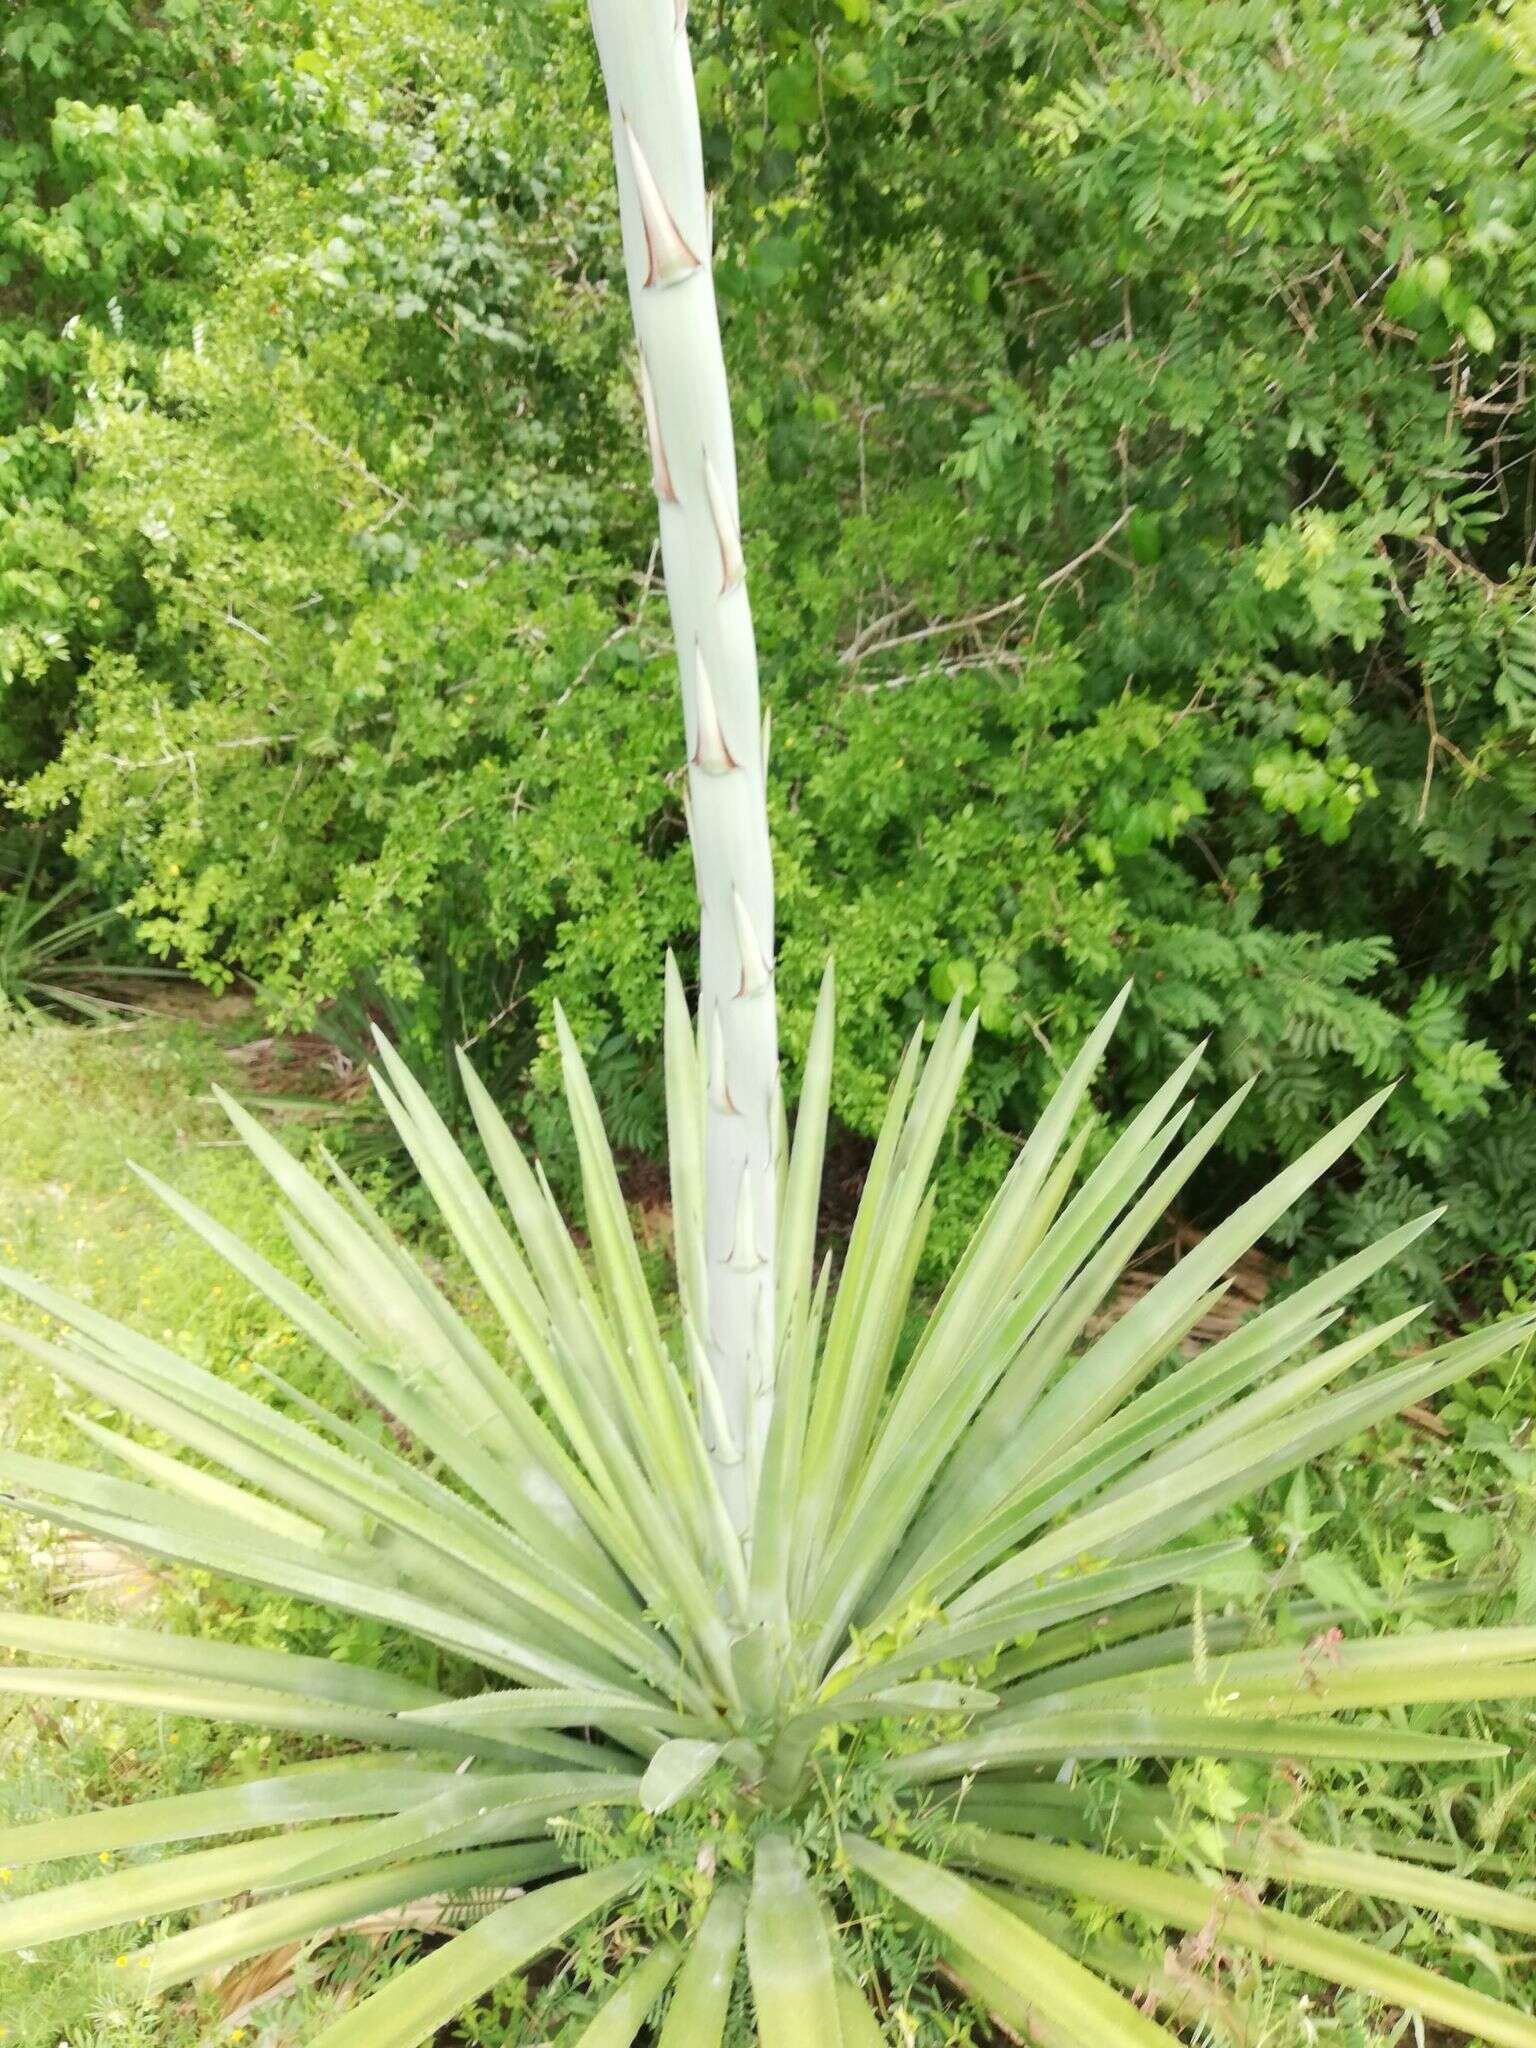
5, 0, 1536, 1311
1, 0, 292, 768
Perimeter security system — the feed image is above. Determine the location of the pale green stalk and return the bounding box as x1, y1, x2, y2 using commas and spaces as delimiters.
587, 0, 778, 1530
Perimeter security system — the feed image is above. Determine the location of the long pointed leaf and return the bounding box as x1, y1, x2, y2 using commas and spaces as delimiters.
892, 1709, 1503, 1781
746, 1833, 841, 2043
845, 1834, 1175, 2046
961, 1831, 1536, 2048
0, 1762, 459, 1871
146, 1842, 566, 1993
307, 1862, 642, 2048
575, 1941, 682, 2046
656, 1884, 746, 2047
0, 1821, 384, 1952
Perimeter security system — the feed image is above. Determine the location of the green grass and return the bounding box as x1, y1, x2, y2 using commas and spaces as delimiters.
0, 1014, 1533, 2047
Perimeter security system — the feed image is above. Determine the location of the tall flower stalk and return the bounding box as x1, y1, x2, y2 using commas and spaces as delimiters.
588, 0, 778, 1531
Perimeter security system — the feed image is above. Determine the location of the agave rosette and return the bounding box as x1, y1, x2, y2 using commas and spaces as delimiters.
0, 979, 1534, 2044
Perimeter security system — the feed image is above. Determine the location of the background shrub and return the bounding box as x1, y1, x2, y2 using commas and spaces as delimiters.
6, 0, 1536, 1314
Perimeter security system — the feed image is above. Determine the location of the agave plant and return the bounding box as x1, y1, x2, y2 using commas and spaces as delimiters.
5, 987, 1536, 2047
3, 1, 1536, 2043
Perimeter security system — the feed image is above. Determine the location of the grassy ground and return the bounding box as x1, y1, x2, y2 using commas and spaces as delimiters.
0, 1014, 1532, 2047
